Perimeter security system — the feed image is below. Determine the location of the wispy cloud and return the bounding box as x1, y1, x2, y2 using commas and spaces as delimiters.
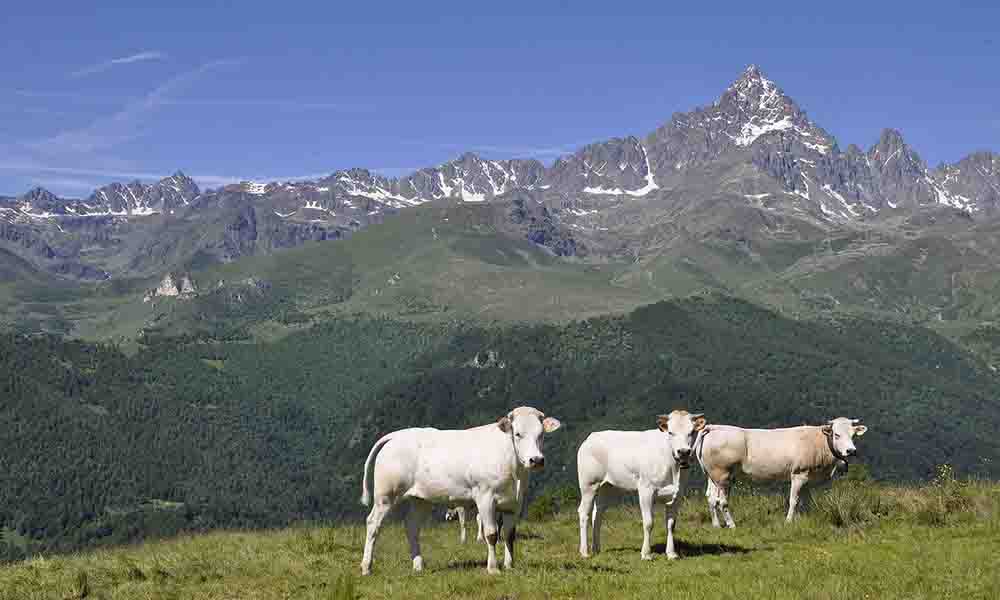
13, 89, 363, 112
70, 51, 166, 78
26, 175, 110, 193
398, 139, 588, 160
30, 59, 242, 155
467, 143, 583, 158
0, 161, 336, 194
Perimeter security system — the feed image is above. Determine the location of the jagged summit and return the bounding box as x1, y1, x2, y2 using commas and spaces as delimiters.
20, 187, 59, 204
723, 64, 773, 95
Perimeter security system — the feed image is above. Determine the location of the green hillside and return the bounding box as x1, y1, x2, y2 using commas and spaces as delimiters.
3, 295, 998, 561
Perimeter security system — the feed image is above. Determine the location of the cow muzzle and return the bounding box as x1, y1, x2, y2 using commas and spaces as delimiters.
675, 448, 692, 468
528, 456, 545, 470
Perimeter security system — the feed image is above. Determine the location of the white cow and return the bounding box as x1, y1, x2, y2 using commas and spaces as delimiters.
444, 506, 483, 543
698, 417, 868, 527
360, 406, 562, 575
577, 410, 706, 561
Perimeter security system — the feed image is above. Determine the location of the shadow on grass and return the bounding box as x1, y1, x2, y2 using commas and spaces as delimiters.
671, 540, 753, 556
441, 560, 627, 574
603, 540, 753, 557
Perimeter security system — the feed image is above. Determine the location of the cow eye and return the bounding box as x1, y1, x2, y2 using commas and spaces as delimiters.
515, 432, 523, 439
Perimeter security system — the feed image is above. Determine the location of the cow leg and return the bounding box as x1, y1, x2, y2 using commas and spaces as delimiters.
360, 496, 394, 576
664, 491, 682, 560
477, 495, 501, 575
717, 481, 736, 529
405, 500, 431, 571
458, 506, 467, 544
638, 486, 656, 560
501, 511, 519, 570
476, 512, 484, 542
591, 485, 611, 555
706, 479, 722, 528
786, 475, 807, 522
577, 483, 598, 558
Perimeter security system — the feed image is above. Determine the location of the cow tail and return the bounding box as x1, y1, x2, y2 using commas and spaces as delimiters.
694, 427, 710, 475
360, 434, 393, 507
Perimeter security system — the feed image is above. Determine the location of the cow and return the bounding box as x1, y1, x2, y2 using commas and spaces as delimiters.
697, 417, 868, 527
576, 410, 707, 561
444, 506, 483, 543
359, 406, 562, 575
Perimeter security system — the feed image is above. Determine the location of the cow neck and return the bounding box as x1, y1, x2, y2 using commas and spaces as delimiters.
825, 431, 849, 467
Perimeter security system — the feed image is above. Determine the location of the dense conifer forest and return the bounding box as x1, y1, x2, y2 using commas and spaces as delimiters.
3, 295, 998, 561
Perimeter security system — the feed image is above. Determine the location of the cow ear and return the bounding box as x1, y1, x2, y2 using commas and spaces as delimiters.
692, 415, 707, 431
497, 416, 512, 433
657, 414, 670, 432
542, 417, 561, 433
821, 424, 833, 436
853, 425, 868, 437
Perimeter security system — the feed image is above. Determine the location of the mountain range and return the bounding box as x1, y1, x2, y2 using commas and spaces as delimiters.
3, 65, 997, 281
3, 65, 1000, 360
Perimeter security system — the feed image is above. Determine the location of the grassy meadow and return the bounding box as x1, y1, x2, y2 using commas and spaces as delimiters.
2, 475, 997, 600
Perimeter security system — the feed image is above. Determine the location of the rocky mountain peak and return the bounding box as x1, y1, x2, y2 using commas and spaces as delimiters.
154, 172, 200, 198
715, 65, 817, 148
867, 128, 926, 175
20, 186, 61, 205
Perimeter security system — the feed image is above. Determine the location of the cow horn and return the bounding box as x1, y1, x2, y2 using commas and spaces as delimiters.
851, 418, 862, 424
690, 412, 704, 420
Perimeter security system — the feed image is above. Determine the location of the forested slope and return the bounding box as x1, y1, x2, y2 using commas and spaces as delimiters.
2, 295, 998, 561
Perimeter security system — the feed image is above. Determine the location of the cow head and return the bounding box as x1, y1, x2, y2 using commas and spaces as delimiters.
498, 406, 562, 471
822, 417, 867, 459
657, 410, 706, 469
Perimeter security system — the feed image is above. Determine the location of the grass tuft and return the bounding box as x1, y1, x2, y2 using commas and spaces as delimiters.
66, 570, 89, 599
332, 573, 358, 600
811, 480, 887, 528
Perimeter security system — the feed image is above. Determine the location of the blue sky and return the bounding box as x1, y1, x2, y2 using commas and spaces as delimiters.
1, 0, 996, 197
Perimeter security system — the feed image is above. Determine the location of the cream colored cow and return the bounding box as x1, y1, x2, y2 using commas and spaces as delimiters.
576, 410, 706, 561
360, 406, 562, 575
698, 417, 868, 527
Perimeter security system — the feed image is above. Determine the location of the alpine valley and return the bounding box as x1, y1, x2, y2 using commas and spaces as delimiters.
3, 66, 1000, 561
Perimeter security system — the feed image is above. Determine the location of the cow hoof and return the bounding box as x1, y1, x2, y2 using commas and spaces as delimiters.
580, 551, 590, 559
667, 552, 679, 561
361, 566, 371, 576
412, 557, 424, 571
641, 554, 653, 561
487, 567, 501, 575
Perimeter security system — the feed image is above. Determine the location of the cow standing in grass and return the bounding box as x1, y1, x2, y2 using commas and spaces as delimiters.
698, 417, 868, 527
360, 406, 562, 575
576, 410, 707, 561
